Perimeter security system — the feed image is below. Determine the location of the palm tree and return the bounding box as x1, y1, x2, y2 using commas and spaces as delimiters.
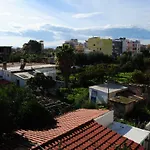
56, 44, 75, 88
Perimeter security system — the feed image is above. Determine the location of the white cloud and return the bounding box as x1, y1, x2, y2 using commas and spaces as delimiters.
72, 12, 103, 19
0, 36, 33, 47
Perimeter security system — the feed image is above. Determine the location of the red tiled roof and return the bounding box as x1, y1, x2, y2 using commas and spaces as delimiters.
35, 120, 144, 150
16, 109, 109, 149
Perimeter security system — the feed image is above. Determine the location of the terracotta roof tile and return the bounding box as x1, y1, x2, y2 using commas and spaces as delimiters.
16, 109, 109, 149
38, 120, 144, 150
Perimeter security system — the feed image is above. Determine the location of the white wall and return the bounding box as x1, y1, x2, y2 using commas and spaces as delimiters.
89, 88, 118, 104
35, 67, 56, 80
122, 40, 127, 52
94, 111, 114, 127
11, 74, 26, 87
89, 88, 108, 104
2, 70, 12, 81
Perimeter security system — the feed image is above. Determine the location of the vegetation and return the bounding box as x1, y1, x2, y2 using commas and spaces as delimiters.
75, 51, 114, 66
27, 73, 56, 95
23, 40, 42, 54
113, 72, 132, 83
56, 44, 75, 88
0, 84, 56, 138
57, 88, 97, 109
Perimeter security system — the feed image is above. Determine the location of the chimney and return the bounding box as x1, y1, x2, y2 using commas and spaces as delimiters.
20, 59, 26, 70
2, 62, 7, 70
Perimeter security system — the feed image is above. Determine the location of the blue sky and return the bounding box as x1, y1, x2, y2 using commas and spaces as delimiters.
1, 0, 150, 47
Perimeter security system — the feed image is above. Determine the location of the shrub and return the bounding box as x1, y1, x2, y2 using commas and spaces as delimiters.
17, 100, 56, 130
132, 70, 145, 84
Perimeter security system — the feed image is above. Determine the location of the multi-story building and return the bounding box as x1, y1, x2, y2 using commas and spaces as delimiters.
0, 46, 12, 62
64, 39, 84, 53
112, 38, 126, 56
87, 37, 112, 55
113, 38, 141, 56
126, 39, 141, 54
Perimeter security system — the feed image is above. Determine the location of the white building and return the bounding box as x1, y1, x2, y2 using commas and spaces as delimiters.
89, 83, 128, 104
0, 63, 56, 87
109, 121, 150, 149
94, 110, 150, 150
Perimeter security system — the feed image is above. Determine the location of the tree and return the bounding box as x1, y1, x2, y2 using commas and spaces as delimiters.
27, 73, 56, 95
0, 84, 56, 137
23, 40, 42, 54
132, 70, 145, 84
56, 44, 75, 88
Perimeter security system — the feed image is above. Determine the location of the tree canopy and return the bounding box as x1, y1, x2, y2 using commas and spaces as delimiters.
0, 84, 56, 137
23, 40, 42, 54
27, 73, 56, 95
56, 44, 75, 88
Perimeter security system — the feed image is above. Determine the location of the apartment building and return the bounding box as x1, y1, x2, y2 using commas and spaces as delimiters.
87, 37, 112, 55
126, 39, 141, 53
112, 38, 126, 56
113, 38, 141, 56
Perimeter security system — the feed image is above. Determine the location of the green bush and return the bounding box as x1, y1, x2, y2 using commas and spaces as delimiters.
17, 100, 56, 130
0, 84, 56, 136
132, 70, 146, 84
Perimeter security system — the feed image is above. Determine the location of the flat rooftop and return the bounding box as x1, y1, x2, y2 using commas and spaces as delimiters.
110, 96, 136, 104
14, 72, 34, 80
109, 121, 150, 144
89, 83, 128, 94
0, 63, 56, 72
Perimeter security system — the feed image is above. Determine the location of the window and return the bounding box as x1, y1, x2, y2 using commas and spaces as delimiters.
100, 48, 101, 50
93, 44, 95, 46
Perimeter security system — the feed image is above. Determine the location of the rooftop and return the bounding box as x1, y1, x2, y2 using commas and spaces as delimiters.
14, 72, 34, 80
109, 121, 150, 144
110, 96, 136, 104
0, 63, 56, 72
16, 109, 109, 149
109, 90, 144, 104
89, 83, 128, 94
40, 120, 144, 150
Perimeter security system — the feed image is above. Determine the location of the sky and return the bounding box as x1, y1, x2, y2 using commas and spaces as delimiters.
1, 0, 150, 47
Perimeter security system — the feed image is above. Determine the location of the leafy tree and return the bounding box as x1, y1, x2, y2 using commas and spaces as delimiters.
74, 52, 114, 66
0, 84, 56, 137
132, 70, 145, 84
56, 44, 75, 88
121, 61, 134, 72
27, 73, 56, 95
23, 40, 42, 54
17, 100, 56, 130
9, 51, 23, 62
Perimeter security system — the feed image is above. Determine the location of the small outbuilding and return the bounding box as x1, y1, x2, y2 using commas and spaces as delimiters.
89, 83, 128, 104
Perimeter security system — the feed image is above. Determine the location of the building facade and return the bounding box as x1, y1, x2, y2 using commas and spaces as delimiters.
113, 38, 141, 56
65, 39, 85, 53
75, 43, 84, 53
126, 39, 141, 54
112, 38, 126, 56
87, 37, 112, 55
0, 46, 12, 62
